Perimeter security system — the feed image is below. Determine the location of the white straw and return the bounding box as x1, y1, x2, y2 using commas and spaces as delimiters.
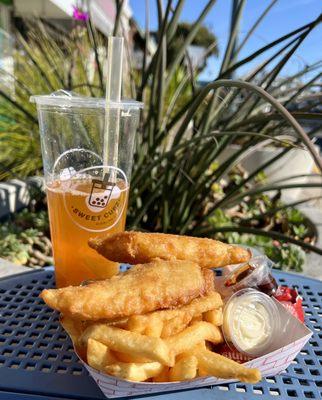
103, 36, 124, 169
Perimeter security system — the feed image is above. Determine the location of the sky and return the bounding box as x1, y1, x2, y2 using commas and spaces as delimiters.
129, 0, 322, 81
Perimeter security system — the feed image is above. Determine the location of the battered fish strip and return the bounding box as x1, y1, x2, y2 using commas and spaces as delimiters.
89, 231, 250, 268
40, 260, 214, 321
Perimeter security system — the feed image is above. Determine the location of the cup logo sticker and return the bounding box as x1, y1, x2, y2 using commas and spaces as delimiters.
88, 173, 117, 210
61, 165, 128, 233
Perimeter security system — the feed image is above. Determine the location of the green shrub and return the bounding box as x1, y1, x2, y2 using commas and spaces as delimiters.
0, 2, 321, 262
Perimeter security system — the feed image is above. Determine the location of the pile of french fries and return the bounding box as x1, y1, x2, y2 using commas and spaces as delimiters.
61, 291, 260, 384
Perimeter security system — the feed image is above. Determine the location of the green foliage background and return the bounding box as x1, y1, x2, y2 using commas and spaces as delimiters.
0, 1, 321, 268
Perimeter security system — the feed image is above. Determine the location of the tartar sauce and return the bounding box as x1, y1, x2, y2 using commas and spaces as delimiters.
223, 289, 280, 357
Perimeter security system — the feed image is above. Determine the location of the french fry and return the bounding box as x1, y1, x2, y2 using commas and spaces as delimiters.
113, 351, 149, 363
127, 314, 158, 334
60, 315, 85, 346
169, 355, 198, 381
87, 338, 116, 370
166, 321, 223, 356
128, 292, 222, 334
106, 317, 129, 329
128, 313, 188, 337
144, 318, 164, 337
105, 362, 164, 382
192, 347, 261, 384
59, 315, 87, 358
203, 308, 223, 326
161, 314, 191, 338
81, 324, 174, 366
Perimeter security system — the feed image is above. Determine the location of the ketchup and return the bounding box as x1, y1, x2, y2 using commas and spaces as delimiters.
222, 257, 278, 297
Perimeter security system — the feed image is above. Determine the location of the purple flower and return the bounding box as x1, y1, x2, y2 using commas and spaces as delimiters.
72, 6, 89, 21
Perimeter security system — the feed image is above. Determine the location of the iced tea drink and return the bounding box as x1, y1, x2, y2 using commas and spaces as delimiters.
47, 177, 128, 287
31, 91, 142, 287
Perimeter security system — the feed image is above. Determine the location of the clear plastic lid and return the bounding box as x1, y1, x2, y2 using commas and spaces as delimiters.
217, 255, 278, 298
30, 90, 144, 109
223, 288, 280, 357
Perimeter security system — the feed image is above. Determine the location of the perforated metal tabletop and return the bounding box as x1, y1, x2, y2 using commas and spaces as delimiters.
0, 268, 321, 400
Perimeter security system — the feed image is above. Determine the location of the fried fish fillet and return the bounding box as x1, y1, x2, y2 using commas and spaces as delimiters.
40, 260, 214, 320
89, 231, 250, 268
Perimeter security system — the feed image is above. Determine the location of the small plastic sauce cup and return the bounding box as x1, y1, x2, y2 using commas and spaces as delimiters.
217, 255, 278, 298
222, 288, 280, 357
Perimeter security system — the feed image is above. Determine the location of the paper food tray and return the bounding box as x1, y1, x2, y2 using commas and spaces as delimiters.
78, 299, 312, 398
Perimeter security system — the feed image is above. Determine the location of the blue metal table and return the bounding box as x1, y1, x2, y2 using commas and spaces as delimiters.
0, 268, 321, 400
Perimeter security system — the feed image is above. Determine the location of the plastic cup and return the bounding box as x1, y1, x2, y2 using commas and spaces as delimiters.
222, 288, 281, 357
30, 90, 143, 287
217, 255, 278, 298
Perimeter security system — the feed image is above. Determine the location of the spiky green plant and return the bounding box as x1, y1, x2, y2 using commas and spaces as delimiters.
0, 2, 321, 260
0, 20, 106, 178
